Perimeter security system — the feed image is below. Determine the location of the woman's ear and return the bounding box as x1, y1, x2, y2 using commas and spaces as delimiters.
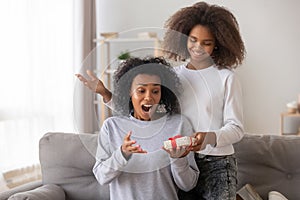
129, 90, 133, 98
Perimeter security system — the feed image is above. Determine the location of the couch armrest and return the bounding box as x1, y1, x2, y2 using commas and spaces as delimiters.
7, 184, 65, 200
0, 180, 42, 200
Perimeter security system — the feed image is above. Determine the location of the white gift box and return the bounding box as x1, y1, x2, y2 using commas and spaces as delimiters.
163, 136, 196, 150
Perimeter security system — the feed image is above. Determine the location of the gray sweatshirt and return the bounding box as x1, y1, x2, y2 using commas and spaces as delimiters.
93, 114, 199, 200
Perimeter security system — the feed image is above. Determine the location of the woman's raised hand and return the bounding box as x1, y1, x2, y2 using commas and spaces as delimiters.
75, 70, 112, 102
75, 70, 101, 93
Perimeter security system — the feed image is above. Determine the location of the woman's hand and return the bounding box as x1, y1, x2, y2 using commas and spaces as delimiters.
163, 146, 190, 158
75, 70, 112, 102
121, 131, 147, 159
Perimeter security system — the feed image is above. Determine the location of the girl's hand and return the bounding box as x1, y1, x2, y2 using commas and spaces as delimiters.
190, 132, 206, 151
163, 146, 190, 158
190, 132, 216, 151
121, 131, 147, 159
75, 70, 112, 102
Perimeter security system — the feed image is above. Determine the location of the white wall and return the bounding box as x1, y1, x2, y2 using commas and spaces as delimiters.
96, 0, 300, 134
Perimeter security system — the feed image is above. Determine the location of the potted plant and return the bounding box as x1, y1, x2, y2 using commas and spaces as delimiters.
118, 50, 131, 61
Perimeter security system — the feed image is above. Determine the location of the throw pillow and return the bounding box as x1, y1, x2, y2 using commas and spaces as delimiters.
269, 191, 288, 200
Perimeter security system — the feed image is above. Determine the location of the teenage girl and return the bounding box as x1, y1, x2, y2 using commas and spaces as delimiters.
162, 2, 245, 199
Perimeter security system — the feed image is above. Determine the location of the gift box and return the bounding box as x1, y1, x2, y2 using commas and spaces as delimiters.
163, 135, 197, 150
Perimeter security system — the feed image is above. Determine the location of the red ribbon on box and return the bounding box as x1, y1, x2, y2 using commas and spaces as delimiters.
168, 135, 182, 148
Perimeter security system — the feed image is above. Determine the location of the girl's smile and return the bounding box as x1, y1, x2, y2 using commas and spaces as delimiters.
187, 24, 216, 69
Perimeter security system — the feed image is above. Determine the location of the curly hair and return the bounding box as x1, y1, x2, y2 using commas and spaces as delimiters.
163, 1, 245, 69
112, 57, 182, 116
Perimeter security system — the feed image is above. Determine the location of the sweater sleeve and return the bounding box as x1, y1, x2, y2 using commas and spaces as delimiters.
215, 73, 244, 147
93, 122, 128, 185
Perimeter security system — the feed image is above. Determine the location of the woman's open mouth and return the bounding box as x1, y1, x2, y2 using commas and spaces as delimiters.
142, 104, 153, 112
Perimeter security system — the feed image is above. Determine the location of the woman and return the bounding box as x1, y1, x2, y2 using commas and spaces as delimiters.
92, 57, 199, 200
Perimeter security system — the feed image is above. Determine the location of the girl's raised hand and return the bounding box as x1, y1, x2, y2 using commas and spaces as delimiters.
121, 131, 147, 159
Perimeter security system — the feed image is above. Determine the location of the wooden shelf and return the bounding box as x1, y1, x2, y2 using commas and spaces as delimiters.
93, 37, 160, 43
281, 112, 300, 117
93, 35, 162, 124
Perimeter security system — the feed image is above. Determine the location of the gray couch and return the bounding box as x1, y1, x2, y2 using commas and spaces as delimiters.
1, 132, 299, 200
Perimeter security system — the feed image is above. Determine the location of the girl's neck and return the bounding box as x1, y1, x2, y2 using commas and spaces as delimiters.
187, 58, 215, 70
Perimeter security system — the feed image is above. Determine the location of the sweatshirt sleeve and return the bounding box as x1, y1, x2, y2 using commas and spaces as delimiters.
170, 153, 199, 191
215, 73, 244, 147
170, 116, 199, 191
103, 94, 116, 111
93, 122, 129, 185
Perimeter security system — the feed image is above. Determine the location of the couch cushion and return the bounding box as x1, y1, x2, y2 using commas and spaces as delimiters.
39, 132, 109, 200
8, 184, 65, 200
0, 180, 42, 200
234, 134, 300, 200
